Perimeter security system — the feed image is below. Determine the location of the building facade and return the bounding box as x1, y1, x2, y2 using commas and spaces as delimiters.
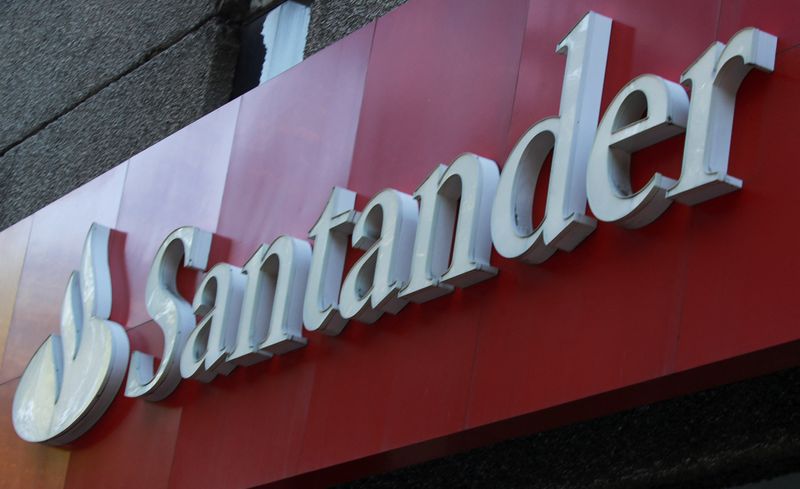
0, 0, 798, 488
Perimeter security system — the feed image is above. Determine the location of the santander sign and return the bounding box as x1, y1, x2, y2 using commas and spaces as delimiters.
12, 12, 777, 444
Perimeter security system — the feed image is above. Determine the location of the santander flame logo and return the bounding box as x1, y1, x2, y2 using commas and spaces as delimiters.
12, 224, 129, 445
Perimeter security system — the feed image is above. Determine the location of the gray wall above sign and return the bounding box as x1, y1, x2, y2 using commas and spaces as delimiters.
0, 0, 407, 231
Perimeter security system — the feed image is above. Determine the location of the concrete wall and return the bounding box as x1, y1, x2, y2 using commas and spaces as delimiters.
0, 0, 410, 230
0, 0, 230, 153
0, 0, 245, 229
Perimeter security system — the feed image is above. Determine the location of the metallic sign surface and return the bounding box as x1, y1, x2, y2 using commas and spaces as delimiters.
4, 13, 782, 486
12, 224, 129, 445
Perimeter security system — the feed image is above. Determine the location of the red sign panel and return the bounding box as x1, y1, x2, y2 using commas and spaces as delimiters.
1, 0, 799, 487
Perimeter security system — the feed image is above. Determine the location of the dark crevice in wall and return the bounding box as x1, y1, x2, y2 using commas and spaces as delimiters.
231, 13, 269, 99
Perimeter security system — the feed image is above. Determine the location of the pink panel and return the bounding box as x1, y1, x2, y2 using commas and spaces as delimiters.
718, 0, 800, 52
168, 349, 316, 489
168, 24, 375, 489
62, 322, 182, 489
465, 211, 691, 426
298, 0, 530, 475
676, 48, 800, 369
347, 0, 530, 197
507, 0, 722, 145
215, 23, 373, 265
0, 165, 126, 383
466, 0, 721, 427
0, 218, 32, 368
295, 294, 484, 474
115, 100, 240, 328
0, 379, 70, 489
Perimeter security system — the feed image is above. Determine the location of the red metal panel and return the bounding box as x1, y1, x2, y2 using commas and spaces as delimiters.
167, 24, 375, 489
294, 295, 486, 474
0, 218, 32, 370
0, 379, 70, 489
346, 0, 530, 196
214, 23, 373, 266
59, 103, 240, 487
675, 48, 800, 370
5, 100, 238, 487
718, 0, 800, 52
61, 321, 182, 489
467, 0, 722, 428
0, 165, 126, 384
168, 349, 316, 489
115, 100, 239, 329
295, 0, 530, 476
507, 0, 723, 144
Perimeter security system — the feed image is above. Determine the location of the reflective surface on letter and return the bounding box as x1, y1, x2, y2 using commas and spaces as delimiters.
401, 153, 499, 303
12, 224, 129, 445
303, 187, 359, 335
125, 227, 212, 400
667, 28, 776, 204
0, 165, 126, 384
180, 263, 246, 382
229, 236, 310, 366
586, 75, 689, 228
339, 189, 418, 324
492, 12, 611, 263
